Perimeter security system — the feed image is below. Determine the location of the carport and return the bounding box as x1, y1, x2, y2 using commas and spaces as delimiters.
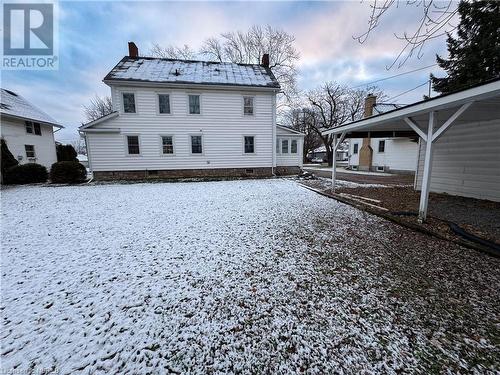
323, 78, 500, 222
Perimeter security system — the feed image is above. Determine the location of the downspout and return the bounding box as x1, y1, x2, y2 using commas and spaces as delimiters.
271, 92, 277, 176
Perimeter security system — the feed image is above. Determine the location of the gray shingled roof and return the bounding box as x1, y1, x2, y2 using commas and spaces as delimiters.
1, 88, 63, 127
104, 57, 280, 89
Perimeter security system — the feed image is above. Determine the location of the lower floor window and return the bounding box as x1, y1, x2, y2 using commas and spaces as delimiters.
244, 136, 255, 154
25, 144, 35, 158
191, 135, 203, 154
281, 139, 289, 154
291, 139, 298, 154
162, 136, 174, 154
127, 136, 140, 155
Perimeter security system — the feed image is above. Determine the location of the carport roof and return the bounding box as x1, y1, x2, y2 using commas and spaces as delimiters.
323, 78, 500, 135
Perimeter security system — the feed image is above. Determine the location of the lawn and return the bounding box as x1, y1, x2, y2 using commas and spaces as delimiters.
1, 179, 499, 374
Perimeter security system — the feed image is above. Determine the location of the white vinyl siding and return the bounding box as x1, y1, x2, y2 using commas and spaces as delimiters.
275, 127, 303, 167
415, 118, 500, 202
0, 117, 57, 169
86, 87, 276, 171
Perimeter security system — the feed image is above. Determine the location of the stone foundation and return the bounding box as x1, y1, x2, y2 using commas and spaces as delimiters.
93, 167, 274, 181
275, 166, 301, 176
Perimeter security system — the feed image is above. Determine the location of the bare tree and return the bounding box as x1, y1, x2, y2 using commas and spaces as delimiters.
150, 43, 198, 60
356, 0, 459, 68
71, 138, 86, 155
305, 83, 382, 166
283, 107, 323, 163
83, 95, 113, 123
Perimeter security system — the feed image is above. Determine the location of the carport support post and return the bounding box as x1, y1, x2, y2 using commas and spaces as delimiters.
418, 111, 436, 222
331, 134, 337, 191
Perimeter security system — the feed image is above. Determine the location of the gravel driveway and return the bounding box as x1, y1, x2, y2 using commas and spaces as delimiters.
1, 179, 499, 374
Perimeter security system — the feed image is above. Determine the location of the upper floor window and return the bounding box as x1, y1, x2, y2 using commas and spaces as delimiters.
191, 135, 203, 154
243, 97, 254, 115
244, 136, 255, 154
162, 136, 174, 154
291, 139, 298, 154
25, 144, 35, 158
281, 139, 289, 154
353, 143, 359, 154
123, 93, 136, 113
378, 140, 385, 153
127, 135, 140, 155
158, 94, 170, 114
25, 121, 41, 135
188, 95, 200, 114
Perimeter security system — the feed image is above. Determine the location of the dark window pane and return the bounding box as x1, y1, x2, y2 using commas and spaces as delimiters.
353, 144, 359, 154
291, 139, 297, 154
159, 94, 170, 114
189, 95, 200, 114
378, 140, 385, 153
123, 93, 136, 113
162, 136, 173, 154
191, 135, 202, 153
281, 139, 289, 154
276, 139, 280, 154
244, 136, 254, 153
25, 121, 33, 133
34, 123, 41, 135
127, 136, 140, 154
25, 144, 35, 158
244, 97, 254, 115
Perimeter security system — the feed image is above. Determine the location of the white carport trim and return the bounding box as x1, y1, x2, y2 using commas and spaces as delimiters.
331, 131, 347, 191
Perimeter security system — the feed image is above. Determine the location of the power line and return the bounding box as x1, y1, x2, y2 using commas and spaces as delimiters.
386, 81, 429, 102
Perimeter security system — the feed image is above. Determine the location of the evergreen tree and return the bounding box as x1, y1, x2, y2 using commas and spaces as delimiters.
56, 144, 78, 162
1, 138, 19, 176
431, 1, 500, 94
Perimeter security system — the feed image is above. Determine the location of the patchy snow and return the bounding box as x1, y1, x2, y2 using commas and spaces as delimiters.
0, 88, 62, 126
1, 179, 499, 374
106, 57, 279, 88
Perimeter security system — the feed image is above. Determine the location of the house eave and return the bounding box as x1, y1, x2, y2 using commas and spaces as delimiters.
79, 111, 119, 130
0, 112, 64, 129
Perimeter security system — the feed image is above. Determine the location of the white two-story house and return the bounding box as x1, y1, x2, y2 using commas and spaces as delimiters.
80, 42, 303, 180
1, 88, 63, 170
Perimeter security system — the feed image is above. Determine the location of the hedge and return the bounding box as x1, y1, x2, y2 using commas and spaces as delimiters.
50, 161, 87, 183
4, 163, 48, 184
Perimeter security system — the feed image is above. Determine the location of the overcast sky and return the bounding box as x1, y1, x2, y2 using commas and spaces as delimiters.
2, 0, 452, 143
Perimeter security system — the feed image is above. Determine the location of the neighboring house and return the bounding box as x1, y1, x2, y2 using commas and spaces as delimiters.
76, 154, 89, 168
307, 145, 348, 163
80, 42, 304, 180
0, 88, 63, 170
347, 95, 418, 173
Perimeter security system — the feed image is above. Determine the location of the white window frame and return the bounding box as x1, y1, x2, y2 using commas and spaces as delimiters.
160, 135, 175, 156
187, 94, 202, 115
290, 139, 298, 154
156, 92, 172, 115
276, 138, 281, 155
25, 144, 35, 158
281, 139, 289, 154
25, 121, 33, 134
243, 135, 256, 154
243, 96, 255, 116
124, 134, 142, 156
353, 143, 359, 155
189, 134, 204, 155
121, 91, 137, 114
378, 140, 385, 153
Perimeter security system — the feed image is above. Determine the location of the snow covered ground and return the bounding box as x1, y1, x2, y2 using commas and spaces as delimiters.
1, 179, 499, 374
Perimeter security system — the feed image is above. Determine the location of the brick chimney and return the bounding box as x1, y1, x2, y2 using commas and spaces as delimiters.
364, 94, 377, 118
359, 94, 376, 171
128, 42, 139, 58
261, 54, 269, 68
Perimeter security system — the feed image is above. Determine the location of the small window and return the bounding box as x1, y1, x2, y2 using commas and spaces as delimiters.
188, 95, 200, 114
378, 140, 385, 153
281, 139, 289, 154
276, 139, 280, 154
34, 123, 41, 135
353, 143, 359, 154
162, 136, 174, 154
191, 135, 202, 154
123, 93, 136, 113
158, 94, 170, 114
127, 135, 140, 154
25, 145, 35, 158
243, 97, 254, 115
25, 121, 33, 134
291, 139, 298, 154
244, 136, 255, 154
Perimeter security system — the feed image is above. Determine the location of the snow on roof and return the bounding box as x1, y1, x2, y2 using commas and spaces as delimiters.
104, 57, 280, 89
77, 154, 88, 162
0, 88, 63, 127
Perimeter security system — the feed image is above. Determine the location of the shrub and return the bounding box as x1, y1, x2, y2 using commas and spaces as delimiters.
4, 163, 48, 184
56, 144, 78, 162
1, 139, 18, 177
50, 161, 87, 183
